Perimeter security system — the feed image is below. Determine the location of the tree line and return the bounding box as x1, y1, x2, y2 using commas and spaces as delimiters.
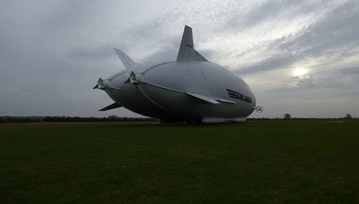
0, 114, 355, 123
280, 113, 353, 120
0, 116, 158, 123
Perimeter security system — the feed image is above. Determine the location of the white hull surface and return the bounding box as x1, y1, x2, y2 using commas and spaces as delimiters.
94, 25, 258, 123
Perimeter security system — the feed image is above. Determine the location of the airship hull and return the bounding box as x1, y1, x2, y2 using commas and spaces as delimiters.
105, 61, 256, 123
94, 25, 259, 123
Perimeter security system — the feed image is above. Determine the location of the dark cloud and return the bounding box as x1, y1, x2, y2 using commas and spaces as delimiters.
220, 0, 308, 31
234, 1, 359, 75
235, 54, 297, 75
341, 67, 359, 75
279, 1, 359, 57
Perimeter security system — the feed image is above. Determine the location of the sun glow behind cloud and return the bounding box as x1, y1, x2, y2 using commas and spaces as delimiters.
293, 68, 309, 77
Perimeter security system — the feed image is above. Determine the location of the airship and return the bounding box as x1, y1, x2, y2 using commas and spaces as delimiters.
94, 25, 262, 123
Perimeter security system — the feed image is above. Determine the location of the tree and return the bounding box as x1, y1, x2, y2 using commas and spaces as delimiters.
284, 113, 291, 120
345, 114, 352, 119
108, 115, 118, 119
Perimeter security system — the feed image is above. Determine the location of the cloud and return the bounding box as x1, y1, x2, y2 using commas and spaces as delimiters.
341, 66, 359, 74
234, 1, 359, 75
41, 1, 95, 32
0, 0, 359, 118
69, 46, 114, 59
235, 54, 298, 75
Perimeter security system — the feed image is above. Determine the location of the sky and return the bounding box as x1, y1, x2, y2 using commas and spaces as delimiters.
1, 0, 358, 118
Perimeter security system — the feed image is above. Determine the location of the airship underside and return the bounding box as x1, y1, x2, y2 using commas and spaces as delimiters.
94, 25, 260, 123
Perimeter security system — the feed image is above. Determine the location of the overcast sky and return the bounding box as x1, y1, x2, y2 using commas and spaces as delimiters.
1, 0, 358, 118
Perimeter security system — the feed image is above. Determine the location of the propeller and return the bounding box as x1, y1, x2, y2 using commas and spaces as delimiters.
124, 71, 144, 85
93, 78, 109, 90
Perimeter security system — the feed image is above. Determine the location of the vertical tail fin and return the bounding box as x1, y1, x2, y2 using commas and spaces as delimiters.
176, 25, 208, 62
176, 25, 195, 62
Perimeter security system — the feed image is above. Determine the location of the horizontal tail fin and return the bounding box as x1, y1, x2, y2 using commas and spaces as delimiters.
99, 103, 122, 111
113, 48, 138, 70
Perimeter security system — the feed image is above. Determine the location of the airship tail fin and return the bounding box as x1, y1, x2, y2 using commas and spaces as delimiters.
194, 50, 208, 62
99, 102, 122, 111
177, 25, 208, 62
113, 48, 138, 70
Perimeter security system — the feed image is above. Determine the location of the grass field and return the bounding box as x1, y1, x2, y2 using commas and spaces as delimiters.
1, 120, 359, 203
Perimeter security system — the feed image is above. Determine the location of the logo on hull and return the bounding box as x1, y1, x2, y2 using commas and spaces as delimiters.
226, 89, 252, 104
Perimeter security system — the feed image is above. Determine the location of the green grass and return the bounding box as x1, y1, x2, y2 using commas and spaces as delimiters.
1, 120, 359, 203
